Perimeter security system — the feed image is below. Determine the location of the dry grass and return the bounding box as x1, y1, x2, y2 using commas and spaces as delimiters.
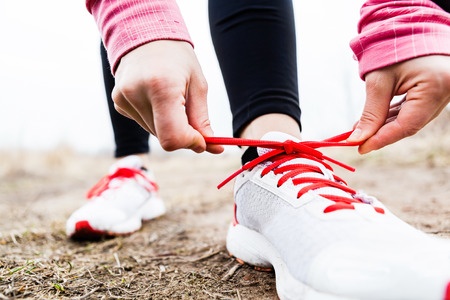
0, 229, 275, 299
0, 152, 278, 299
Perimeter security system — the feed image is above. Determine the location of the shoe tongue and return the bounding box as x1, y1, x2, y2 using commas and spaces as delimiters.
109, 155, 144, 173
259, 132, 353, 199
257, 131, 300, 156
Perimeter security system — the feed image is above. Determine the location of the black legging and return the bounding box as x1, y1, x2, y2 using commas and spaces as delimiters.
432, 0, 450, 12
209, 0, 301, 137
101, 43, 150, 158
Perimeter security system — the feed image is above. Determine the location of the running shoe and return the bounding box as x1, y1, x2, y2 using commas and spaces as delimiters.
206, 131, 450, 300
66, 155, 166, 240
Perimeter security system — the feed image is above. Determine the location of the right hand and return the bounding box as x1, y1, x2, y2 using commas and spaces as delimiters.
112, 40, 223, 154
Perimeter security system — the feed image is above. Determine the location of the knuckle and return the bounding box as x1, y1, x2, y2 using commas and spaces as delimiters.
194, 117, 211, 130
196, 78, 208, 94
158, 139, 176, 152
360, 110, 381, 124
146, 75, 171, 92
402, 125, 420, 137
158, 134, 181, 152
396, 118, 422, 138
112, 92, 126, 107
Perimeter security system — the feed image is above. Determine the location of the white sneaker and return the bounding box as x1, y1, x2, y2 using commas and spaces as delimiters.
211, 132, 450, 300
66, 155, 166, 240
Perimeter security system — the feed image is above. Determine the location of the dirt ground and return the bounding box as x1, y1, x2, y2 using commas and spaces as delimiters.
1, 112, 449, 299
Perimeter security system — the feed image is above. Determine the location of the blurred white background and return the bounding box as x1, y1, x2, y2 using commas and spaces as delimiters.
0, 0, 366, 155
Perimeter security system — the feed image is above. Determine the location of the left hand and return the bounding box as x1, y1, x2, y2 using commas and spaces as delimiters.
347, 55, 450, 154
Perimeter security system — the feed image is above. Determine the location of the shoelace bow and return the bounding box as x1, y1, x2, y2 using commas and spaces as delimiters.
86, 167, 158, 199
205, 131, 384, 214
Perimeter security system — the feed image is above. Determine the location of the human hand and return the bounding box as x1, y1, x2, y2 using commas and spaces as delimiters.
112, 40, 224, 154
347, 55, 450, 154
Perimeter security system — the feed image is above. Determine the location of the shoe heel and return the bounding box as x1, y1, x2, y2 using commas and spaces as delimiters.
140, 196, 166, 220
226, 223, 273, 269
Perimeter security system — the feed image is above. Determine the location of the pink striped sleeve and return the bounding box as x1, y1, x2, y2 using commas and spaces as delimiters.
86, 0, 193, 74
350, 0, 450, 79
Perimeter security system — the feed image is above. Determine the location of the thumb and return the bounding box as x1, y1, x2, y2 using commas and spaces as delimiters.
347, 72, 394, 143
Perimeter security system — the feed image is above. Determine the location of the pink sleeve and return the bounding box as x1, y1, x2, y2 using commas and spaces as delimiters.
86, 0, 193, 74
350, 0, 450, 79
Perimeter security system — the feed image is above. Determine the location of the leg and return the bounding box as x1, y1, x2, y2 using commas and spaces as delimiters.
100, 42, 151, 160
209, 0, 301, 141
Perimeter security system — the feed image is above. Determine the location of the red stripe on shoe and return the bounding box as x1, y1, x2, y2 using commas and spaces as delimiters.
71, 220, 106, 240
86, 167, 158, 199
445, 281, 450, 300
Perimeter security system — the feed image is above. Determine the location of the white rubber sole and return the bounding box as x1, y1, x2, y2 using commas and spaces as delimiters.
141, 196, 166, 221
226, 223, 352, 300
107, 195, 166, 233
68, 197, 166, 239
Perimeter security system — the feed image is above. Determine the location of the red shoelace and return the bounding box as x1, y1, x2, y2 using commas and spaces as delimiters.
86, 168, 158, 199
205, 131, 384, 214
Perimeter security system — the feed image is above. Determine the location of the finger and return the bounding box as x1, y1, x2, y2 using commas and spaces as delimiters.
347, 72, 395, 143
114, 104, 132, 119
386, 102, 402, 122
358, 97, 440, 154
357, 100, 422, 153
112, 85, 137, 121
386, 96, 405, 120
186, 73, 224, 154
115, 104, 157, 136
349, 99, 401, 129
389, 96, 406, 109
152, 91, 207, 153
112, 87, 155, 134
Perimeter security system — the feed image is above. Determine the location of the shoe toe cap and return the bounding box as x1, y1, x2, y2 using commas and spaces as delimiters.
307, 241, 450, 300
66, 206, 132, 237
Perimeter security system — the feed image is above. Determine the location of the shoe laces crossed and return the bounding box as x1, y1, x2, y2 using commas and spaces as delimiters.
205, 131, 384, 215
86, 168, 158, 199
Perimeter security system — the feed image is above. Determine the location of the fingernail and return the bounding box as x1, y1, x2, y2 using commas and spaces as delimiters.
348, 128, 362, 141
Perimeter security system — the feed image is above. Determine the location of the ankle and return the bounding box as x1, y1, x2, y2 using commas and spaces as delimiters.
239, 114, 301, 153
116, 153, 151, 169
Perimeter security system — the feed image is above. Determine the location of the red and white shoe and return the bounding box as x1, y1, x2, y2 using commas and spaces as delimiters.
66, 155, 165, 240
207, 132, 450, 300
